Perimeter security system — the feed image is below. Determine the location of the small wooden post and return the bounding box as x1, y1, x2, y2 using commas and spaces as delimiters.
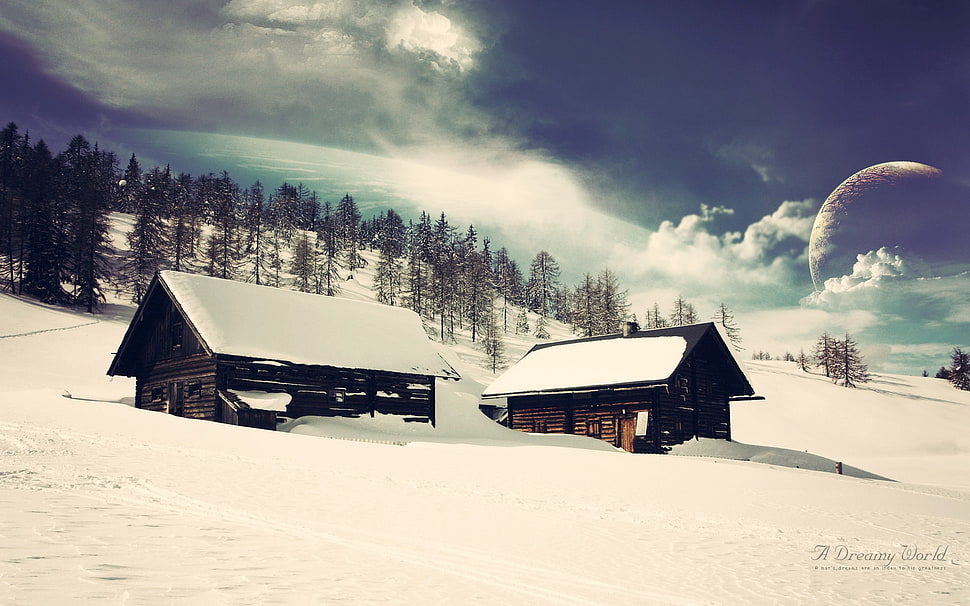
835, 461, 843, 475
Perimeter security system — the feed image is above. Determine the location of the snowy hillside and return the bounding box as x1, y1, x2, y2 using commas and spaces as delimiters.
2, 237, 970, 603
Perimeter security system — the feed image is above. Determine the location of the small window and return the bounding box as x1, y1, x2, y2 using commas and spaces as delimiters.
635, 411, 650, 436
587, 419, 601, 438
186, 382, 202, 399
171, 321, 183, 351
331, 388, 346, 403
151, 386, 164, 402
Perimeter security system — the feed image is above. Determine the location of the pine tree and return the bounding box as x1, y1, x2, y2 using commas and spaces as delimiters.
204, 171, 242, 280
21, 139, 71, 304
0, 122, 26, 292
316, 201, 342, 296
164, 172, 200, 273
669, 295, 697, 326
404, 212, 433, 317
117, 154, 143, 213
493, 247, 522, 332
527, 250, 560, 318
241, 181, 268, 284
61, 136, 114, 312
337, 193, 364, 273
464, 237, 494, 342
479, 305, 507, 374
374, 209, 405, 305
534, 313, 550, 339
289, 230, 316, 292
596, 267, 629, 335
712, 302, 742, 352
515, 308, 530, 335
948, 347, 970, 391
796, 349, 810, 372
644, 302, 667, 329
571, 272, 599, 337
813, 332, 837, 378
123, 166, 169, 303
832, 333, 870, 388
430, 212, 459, 343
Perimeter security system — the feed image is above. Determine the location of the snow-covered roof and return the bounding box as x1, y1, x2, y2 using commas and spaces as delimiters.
155, 271, 459, 378
482, 323, 753, 398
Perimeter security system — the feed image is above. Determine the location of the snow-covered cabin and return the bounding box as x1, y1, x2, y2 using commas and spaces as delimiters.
481, 323, 756, 453
107, 271, 460, 430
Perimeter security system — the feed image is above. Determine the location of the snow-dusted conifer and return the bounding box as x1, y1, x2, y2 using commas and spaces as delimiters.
948, 347, 970, 391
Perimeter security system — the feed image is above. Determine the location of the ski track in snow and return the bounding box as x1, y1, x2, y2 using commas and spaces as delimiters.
0, 319, 99, 340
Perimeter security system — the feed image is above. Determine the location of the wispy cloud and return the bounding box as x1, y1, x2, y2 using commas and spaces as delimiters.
0, 0, 488, 150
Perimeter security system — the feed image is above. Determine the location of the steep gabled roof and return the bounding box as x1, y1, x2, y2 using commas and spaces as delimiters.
108, 271, 460, 379
481, 322, 753, 398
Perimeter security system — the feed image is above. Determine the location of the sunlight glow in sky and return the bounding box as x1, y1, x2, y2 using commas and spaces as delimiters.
1, 0, 968, 374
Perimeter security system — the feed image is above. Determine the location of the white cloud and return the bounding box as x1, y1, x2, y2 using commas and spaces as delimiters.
606, 198, 816, 312
222, 0, 346, 26
385, 2, 478, 71
0, 0, 484, 149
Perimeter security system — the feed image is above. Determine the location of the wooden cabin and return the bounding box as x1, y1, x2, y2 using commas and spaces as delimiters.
480, 323, 756, 453
107, 271, 460, 430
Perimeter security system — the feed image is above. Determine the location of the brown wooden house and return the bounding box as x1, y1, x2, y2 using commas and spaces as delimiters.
107, 271, 460, 430
480, 323, 757, 453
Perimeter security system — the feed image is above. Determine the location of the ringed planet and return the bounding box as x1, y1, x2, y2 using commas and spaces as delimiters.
808, 161, 970, 291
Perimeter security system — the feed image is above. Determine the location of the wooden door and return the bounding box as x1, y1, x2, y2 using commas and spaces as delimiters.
618, 416, 637, 452
168, 381, 184, 416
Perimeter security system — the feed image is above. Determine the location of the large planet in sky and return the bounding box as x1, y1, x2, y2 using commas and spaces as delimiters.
808, 161, 970, 290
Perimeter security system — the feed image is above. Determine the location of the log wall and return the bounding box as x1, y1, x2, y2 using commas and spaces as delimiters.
136, 354, 219, 421
220, 358, 436, 423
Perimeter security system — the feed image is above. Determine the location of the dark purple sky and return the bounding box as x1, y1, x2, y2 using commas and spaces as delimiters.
1, 0, 968, 372
3, 1, 968, 229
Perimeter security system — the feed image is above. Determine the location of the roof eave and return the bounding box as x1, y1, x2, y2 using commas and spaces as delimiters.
482, 380, 670, 400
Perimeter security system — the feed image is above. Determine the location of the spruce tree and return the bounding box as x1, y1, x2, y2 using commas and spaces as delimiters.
571, 272, 599, 337
480, 305, 507, 374
596, 267, 629, 335
493, 247, 522, 332
533, 313, 550, 339
527, 250, 560, 318
241, 181, 268, 284
337, 193, 364, 273
316, 201, 342, 296
374, 209, 405, 305
289, 230, 316, 292
0, 122, 25, 292
204, 171, 242, 280
21, 140, 70, 304
123, 166, 169, 303
948, 347, 970, 391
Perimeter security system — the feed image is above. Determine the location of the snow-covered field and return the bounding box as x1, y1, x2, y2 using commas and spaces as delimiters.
2, 281, 969, 604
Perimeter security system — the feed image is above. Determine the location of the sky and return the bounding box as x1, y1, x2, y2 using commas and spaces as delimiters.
1, 0, 969, 374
